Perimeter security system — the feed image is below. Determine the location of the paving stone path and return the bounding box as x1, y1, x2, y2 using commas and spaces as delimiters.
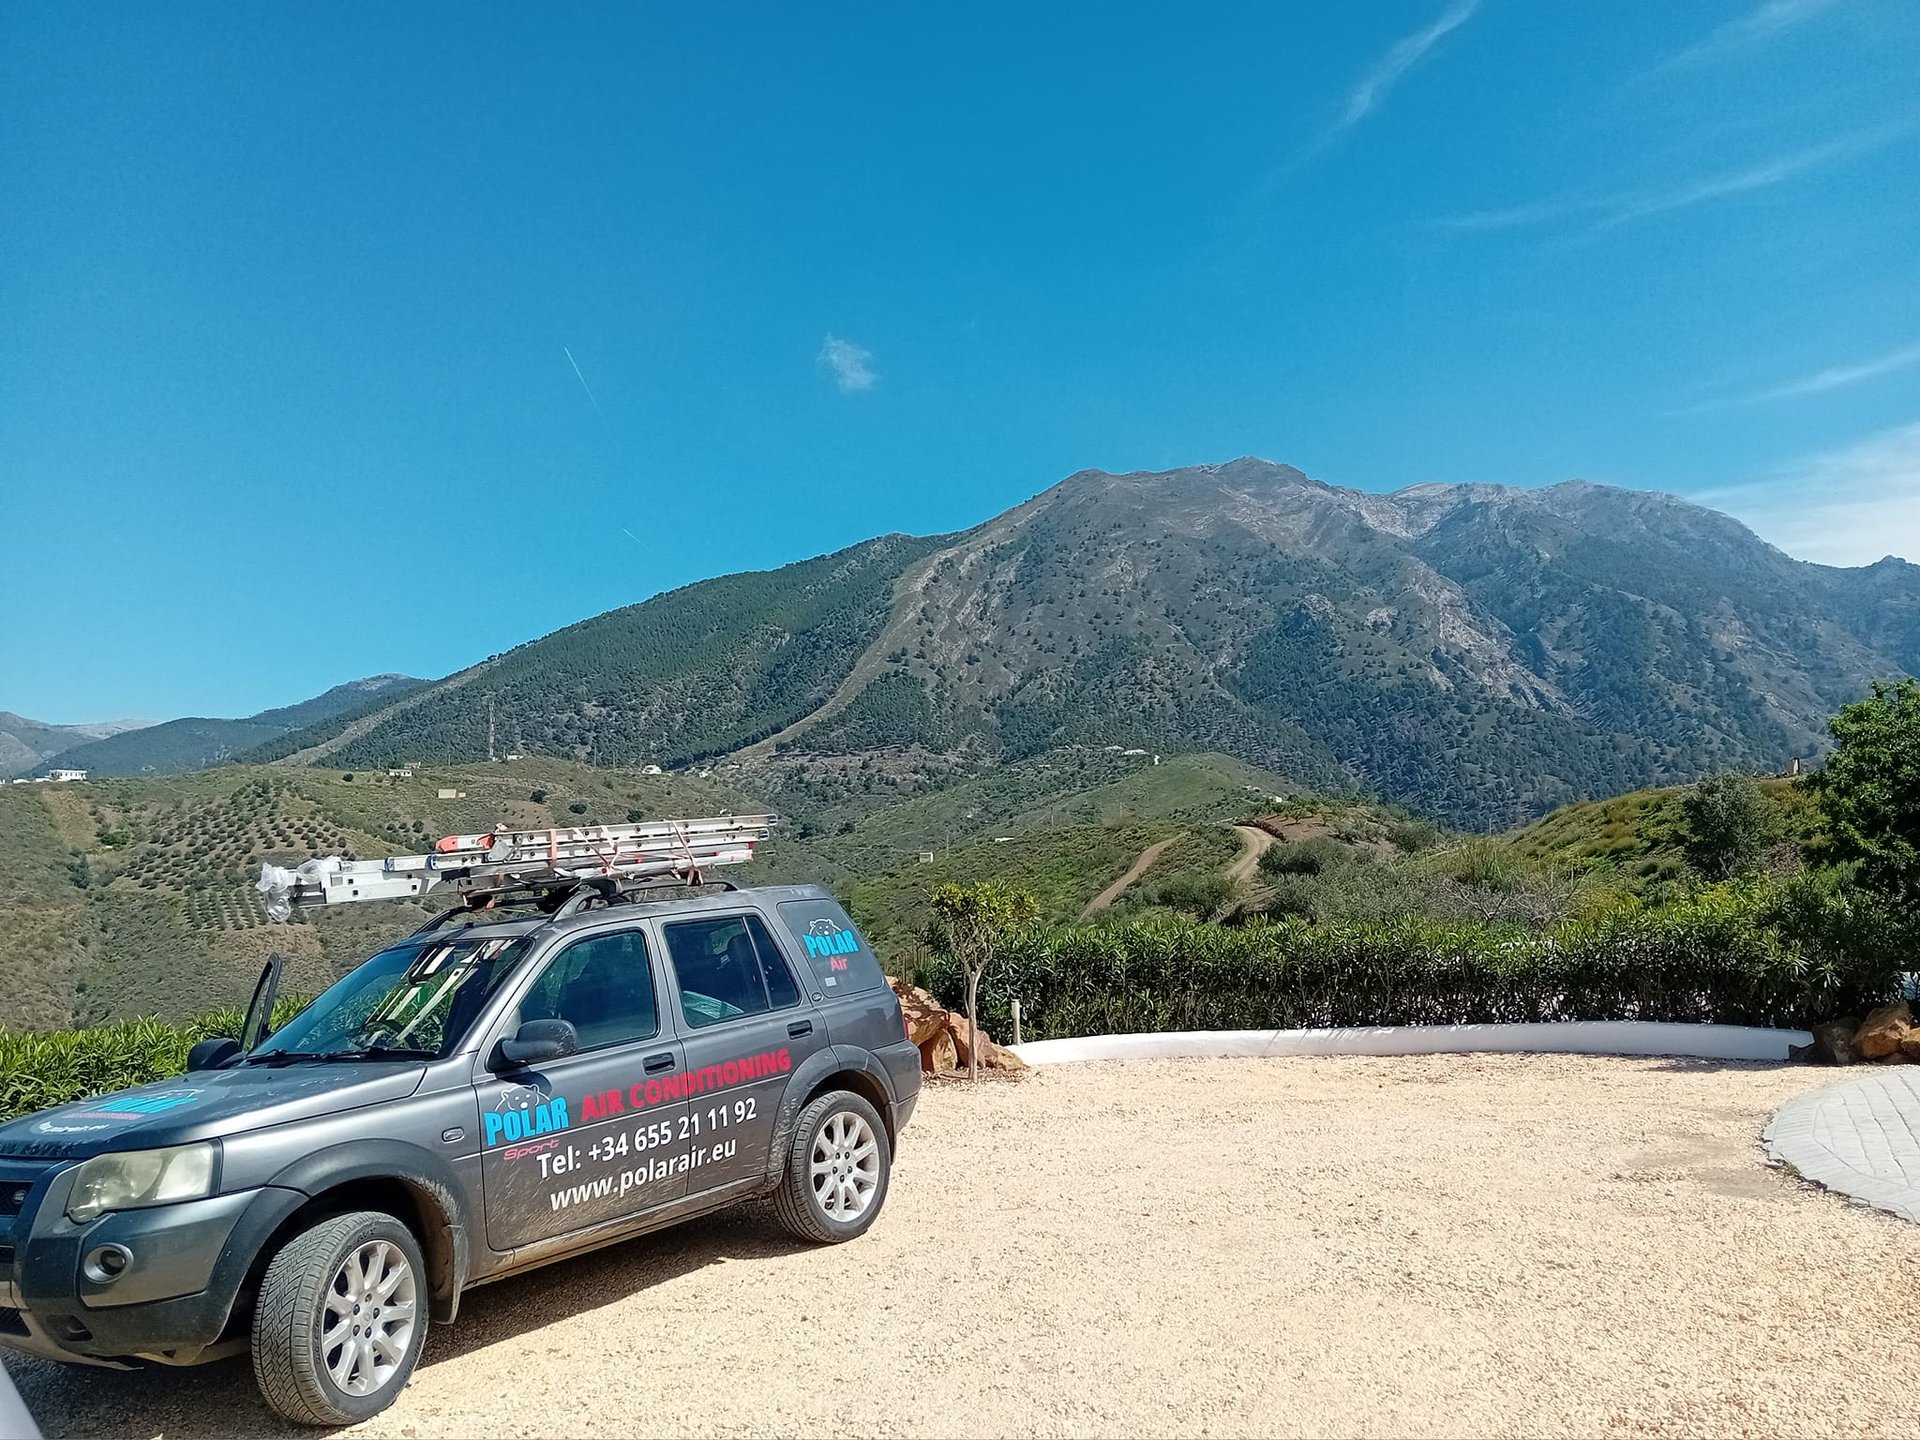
1765, 1066, 1920, 1223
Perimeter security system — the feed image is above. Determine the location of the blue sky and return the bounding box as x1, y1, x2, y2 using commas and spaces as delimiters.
4, 1, 1917, 721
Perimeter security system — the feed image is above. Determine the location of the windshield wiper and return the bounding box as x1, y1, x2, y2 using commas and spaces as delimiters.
330, 1044, 438, 1062
243, 1045, 436, 1066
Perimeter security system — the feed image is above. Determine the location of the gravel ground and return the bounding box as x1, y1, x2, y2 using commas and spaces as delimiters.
11, 1055, 1918, 1439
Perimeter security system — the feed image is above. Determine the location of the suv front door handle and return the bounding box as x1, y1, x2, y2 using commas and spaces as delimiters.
787, 1020, 813, 1038
643, 1052, 676, 1073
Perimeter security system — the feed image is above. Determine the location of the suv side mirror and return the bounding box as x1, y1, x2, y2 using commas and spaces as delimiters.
187, 1037, 243, 1071
492, 1019, 578, 1070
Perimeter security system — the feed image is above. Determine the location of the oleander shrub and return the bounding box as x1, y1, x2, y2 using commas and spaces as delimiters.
926, 879, 1903, 1042
0, 999, 309, 1122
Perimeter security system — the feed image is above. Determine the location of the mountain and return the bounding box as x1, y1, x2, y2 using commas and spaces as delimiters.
38, 675, 423, 778
0, 714, 152, 779
268, 461, 1917, 828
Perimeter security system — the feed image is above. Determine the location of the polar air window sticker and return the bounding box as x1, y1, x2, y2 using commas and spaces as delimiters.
800, 915, 862, 987
489, 1047, 796, 1214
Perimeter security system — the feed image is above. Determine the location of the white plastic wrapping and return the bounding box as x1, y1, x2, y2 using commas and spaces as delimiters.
257, 857, 342, 923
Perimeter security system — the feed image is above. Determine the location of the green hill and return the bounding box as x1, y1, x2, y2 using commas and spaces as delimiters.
39, 675, 422, 778
1504, 775, 1822, 888
0, 746, 1313, 1028
0, 758, 754, 1029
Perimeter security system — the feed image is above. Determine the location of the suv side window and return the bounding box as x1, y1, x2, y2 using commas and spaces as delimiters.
517, 928, 658, 1051
665, 913, 801, 1029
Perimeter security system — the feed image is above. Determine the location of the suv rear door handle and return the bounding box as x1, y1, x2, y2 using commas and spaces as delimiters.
787, 1020, 813, 1038
643, 1052, 675, 1073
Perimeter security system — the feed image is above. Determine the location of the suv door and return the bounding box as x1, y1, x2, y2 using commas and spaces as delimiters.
659, 910, 828, 1196
476, 924, 689, 1252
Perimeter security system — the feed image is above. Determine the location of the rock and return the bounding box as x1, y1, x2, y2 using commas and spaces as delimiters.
944, 1012, 1027, 1071
918, 1030, 957, 1075
990, 1043, 1030, 1073
1901, 1034, 1920, 1062
886, 978, 951, 1048
1854, 1003, 1913, 1061
1811, 1017, 1861, 1066
946, 1012, 984, 1068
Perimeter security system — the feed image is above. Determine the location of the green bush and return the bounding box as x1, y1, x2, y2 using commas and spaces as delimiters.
926, 880, 1900, 1042
1258, 837, 1357, 877
0, 999, 309, 1122
1143, 872, 1234, 916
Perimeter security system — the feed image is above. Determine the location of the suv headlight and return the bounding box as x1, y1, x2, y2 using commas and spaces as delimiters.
66, 1143, 216, 1224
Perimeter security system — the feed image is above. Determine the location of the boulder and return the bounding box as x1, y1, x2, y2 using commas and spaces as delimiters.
1854, 1003, 1913, 1061
945, 1012, 1027, 1071
885, 976, 951, 1048
991, 1043, 1030, 1073
1811, 1017, 1861, 1066
918, 1030, 958, 1075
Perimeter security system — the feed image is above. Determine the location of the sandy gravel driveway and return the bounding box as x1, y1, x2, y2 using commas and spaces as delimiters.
11, 1055, 1916, 1438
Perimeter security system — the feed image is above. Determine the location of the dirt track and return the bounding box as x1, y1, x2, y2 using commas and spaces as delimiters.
1225, 822, 1277, 885
11, 1055, 1915, 1439
1081, 833, 1185, 915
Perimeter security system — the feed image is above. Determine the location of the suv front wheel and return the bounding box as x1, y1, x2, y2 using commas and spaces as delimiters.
252, 1210, 429, 1426
774, 1089, 892, 1244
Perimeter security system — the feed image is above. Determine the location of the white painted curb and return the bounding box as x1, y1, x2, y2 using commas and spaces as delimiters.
1010, 1021, 1812, 1066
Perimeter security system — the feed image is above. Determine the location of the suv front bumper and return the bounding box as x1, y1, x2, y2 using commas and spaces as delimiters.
0, 1165, 308, 1367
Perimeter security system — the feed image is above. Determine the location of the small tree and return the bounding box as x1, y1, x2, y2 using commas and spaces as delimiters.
1817, 679, 1920, 910
926, 881, 1037, 1081
1678, 773, 1773, 880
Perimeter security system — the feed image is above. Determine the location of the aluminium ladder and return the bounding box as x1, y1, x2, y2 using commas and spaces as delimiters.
257, 814, 774, 921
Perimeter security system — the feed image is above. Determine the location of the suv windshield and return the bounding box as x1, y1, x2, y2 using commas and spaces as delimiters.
251, 933, 532, 1061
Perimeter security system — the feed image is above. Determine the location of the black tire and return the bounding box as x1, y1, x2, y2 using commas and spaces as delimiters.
251, 1210, 430, 1427
773, 1089, 892, 1244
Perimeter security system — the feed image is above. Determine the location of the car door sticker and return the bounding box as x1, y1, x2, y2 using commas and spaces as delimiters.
484, 1079, 569, 1147
488, 1045, 794, 1217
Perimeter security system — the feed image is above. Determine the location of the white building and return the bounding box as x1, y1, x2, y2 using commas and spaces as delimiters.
49, 769, 87, 782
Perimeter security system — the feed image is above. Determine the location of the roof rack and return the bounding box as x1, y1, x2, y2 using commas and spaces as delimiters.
405, 872, 745, 935
257, 815, 774, 923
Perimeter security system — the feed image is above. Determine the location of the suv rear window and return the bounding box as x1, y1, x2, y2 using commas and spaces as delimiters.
664, 913, 800, 1029
775, 899, 887, 994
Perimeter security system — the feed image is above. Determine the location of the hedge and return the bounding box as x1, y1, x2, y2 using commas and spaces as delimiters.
926, 882, 1904, 1042
0, 1001, 306, 1123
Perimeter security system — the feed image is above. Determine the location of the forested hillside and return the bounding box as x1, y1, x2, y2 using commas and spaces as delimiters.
38, 675, 421, 777
309, 534, 945, 771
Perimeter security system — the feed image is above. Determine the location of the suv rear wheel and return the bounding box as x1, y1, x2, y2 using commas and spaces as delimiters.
774, 1089, 891, 1244
251, 1210, 429, 1426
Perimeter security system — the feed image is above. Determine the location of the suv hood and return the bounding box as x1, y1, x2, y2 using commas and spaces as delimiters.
0, 1062, 429, 1161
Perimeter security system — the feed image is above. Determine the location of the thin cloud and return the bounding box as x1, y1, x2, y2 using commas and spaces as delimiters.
1667, 0, 1843, 67
1338, 0, 1480, 132
817, 335, 878, 393
1687, 341, 1920, 410
1598, 128, 1891, 227
1694, 420, 1920, 565
1434, 121, 1912, 233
